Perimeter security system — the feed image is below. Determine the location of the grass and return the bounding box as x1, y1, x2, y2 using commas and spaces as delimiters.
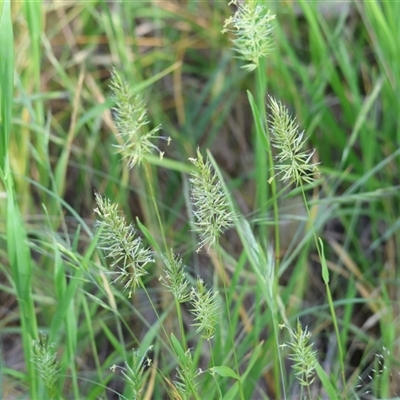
1, 0, 400, 399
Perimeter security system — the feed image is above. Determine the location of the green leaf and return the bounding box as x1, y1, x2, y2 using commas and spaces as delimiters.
136, 217, 162, 254
209, 366, 239, 380
315, 363, 338, 400
247, 90, 269, 150
170, 333, 186, 365
144, 154, 193, 173
319, 238, 329, 284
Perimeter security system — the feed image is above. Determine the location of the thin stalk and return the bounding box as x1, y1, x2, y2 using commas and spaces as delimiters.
188, 379, 202, 400
254, 64, 283, 398
208, 340, 223, 399
142, 162, 188, 350
254, 60, 268, 243
271, 280, 286, 400
215, 242, 245, 400
307, 383, 312, 399
143, 162, 169, 255
138, 280, 170, 348
174, 297, 187, 350
300, 188, 347, 396
255, 64, 281, 265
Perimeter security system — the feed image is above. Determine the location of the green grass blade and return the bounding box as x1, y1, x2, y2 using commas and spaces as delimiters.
0, 170, 39, 395
0, 0, 13, 170
315, 362, 339, 400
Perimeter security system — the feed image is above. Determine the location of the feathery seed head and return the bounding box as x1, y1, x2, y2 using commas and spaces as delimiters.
190, 277, 219, 340
159, 252, 191, 303
110, 68, 169, 168
94, 192, 154, 297
268, 96, 319, 186
189, 148, 236, 252
280, 321, 317, 387
222, 0, 275, 71
31, 333, 60, 398
110, 347, 153, 400
174, 348, 202, 398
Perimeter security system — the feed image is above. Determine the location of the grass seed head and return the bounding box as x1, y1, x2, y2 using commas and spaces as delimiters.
110, 68, 168, 168
268, 96, 319, 186
189, 148, 236, 252
190, 277, 219, 340
222, 0, 276, 71
94, 192, 154, 297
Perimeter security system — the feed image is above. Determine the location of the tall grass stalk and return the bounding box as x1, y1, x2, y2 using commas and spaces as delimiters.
109, 68, 170, 251
207, 150, 287, 399
318, 238, 347, 396
109, 69, 191, 355
222, 3, 287, 396
188, 149, 244, 399
223, 0, 279, 251
268, 96, 347, 396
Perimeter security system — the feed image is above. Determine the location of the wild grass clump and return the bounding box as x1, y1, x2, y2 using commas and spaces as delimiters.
3, 0, 400, 399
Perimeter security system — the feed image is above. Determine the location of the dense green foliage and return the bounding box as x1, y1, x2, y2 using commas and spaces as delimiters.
1, 1, 400, 399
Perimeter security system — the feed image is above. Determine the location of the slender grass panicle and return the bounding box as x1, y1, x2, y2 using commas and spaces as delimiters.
174, 348, 202, 399
222, 0, 276, 71
268, 96, 319, 186
110, 68, 170, 168
94, 192, 154, 298
280, 321, 318, 388
189, 148, 236, 252
110, 347, 153, 400
31, 333, 60, 399
190, 277, 219, 340
159, 252, 191, 303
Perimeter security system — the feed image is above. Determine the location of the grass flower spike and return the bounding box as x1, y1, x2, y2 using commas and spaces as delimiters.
110, 68, 169, 168
94, 193, 154, 297
222, 0, 275, 71
280, 321, 317, 388
174, 348, 202, 399
110, 347, 152, 400
31, 334, 60, 399
190, 277, 219, 340
268, 96, 319, 186
189, 148, 236, 252
159, 252, 191, 303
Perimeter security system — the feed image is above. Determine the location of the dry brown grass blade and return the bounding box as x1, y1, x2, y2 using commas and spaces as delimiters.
163, 376, 184, 400
143, 359, 157, 400
329, 239, 384, 315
